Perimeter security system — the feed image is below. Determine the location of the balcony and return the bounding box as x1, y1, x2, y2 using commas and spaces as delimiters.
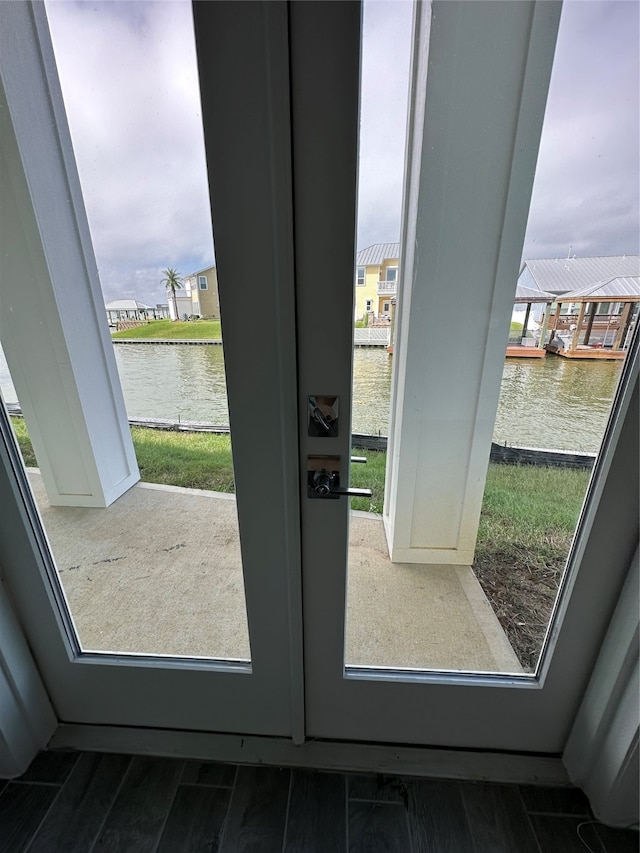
377, 279, 397, 295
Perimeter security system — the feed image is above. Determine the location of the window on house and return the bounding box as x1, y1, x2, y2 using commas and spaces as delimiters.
356, 267, 365, 286
199, 275, 208, 290
385, 266, 397, 282
365, 299, 372, 312
383, 301, 390, 313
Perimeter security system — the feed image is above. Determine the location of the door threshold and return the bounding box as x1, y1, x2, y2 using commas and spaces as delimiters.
50, 724, 570, 786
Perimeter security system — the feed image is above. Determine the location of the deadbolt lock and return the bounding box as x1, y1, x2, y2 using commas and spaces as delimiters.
308, 396, 339, 437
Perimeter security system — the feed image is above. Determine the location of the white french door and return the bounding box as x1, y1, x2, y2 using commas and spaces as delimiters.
0, 0, 637, 758
289, 0, 639, 754
0, 1, 303, 739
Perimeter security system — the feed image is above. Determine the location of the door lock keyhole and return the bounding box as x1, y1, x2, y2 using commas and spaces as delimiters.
307, 456, 372, 500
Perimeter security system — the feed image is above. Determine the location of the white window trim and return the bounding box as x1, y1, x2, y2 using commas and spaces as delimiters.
385, 266, 398, 282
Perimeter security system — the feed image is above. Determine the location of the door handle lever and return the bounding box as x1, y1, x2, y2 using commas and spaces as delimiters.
328, 485, 374, 498
308, 468, 372, 500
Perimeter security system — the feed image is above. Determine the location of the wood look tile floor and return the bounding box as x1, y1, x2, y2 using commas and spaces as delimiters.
0, 751, 637, 852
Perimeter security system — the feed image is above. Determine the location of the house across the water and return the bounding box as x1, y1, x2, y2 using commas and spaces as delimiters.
105, 299, 156, 326
510, 255, 640, 359
167, 265, 220, 321
354, 243, 399, 322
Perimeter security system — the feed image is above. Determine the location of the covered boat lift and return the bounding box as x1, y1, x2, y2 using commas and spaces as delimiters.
544, 276, 640, 359
506, 283, 555, 358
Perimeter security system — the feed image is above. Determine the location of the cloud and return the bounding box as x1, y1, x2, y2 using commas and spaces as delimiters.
45, 0, 213, 305
356, 0, 414, 250
522, 0, 639, 260
43, 0, 638, 308
356, 0, 639, 262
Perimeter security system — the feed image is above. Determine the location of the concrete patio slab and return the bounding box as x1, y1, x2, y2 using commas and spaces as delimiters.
28, 471, 521, 673
345, 511, 522, 672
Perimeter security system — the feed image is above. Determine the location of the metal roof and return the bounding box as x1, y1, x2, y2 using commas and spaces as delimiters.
560, 276, 640, 301
520, 256, 640, 295
356, 243, 400, 267
184, 264, 216, 278
104, 299, 152, 311
514, 284, 555, 303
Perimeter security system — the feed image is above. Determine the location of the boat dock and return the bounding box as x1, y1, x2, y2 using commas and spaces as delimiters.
545, 345, 626, 360
506, 345, 546, 358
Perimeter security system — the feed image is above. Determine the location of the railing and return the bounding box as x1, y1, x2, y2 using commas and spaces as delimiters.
377, 280, 397, 294
354, 327, 391, 346
116, 319, 148, 332
550, 313, 621, 330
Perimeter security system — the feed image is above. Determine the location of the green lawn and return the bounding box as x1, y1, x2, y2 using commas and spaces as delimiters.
473, 463, 589, 669
130, 427, 234, 492
113, 319, 374, 338
11, 415, 587, 522
111, 319, 222, 340
349, 449, 386, 513
10, 416, 590, 669
12, 418, 37, 467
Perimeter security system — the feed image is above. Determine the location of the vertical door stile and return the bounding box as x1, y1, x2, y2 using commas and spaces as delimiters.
192, 0, 303, 736
289, 1, 362, 736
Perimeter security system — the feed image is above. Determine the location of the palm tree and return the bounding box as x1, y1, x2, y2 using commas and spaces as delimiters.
161, 268, 183, 320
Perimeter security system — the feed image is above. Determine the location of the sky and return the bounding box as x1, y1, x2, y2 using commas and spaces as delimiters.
43, 0, 639, 308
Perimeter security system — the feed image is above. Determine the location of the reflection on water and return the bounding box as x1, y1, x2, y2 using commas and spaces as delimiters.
351, 348, 394, 435
0, 344, 623, 452
494, 357, 622, 451
114, 344, 230, 425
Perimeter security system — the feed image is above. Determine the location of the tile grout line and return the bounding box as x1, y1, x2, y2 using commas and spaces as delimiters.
22, 752, 82, 853
524, 810, 593, 818
22, 780, 69, 853
87, 755, 134, 853
280, 768, 295, 853
588, 821, 613, 853
151, 760, 185, 853
349, 796, 407, 804
457, 779, 482, 853
403, 799, 414, 853
216, 763, 240, 853
344, 774, 349, 853
516, 786, 544, 853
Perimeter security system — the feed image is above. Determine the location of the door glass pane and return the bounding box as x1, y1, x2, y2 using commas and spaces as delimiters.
345, 1, 638, 672
0, 1, 250, 661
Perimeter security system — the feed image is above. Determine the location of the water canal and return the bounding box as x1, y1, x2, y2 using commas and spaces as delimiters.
0, 344, 623, 452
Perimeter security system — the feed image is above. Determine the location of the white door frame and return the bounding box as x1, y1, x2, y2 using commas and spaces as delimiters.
0, 0, 637, 780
